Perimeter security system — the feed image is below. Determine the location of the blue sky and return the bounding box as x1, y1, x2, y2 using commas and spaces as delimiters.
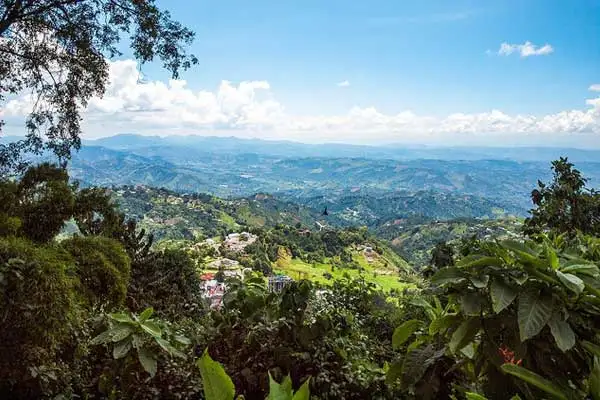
143, 0, 599, 116
2, 0, 600, 146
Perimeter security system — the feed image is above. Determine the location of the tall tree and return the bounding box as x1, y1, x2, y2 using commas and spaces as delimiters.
524, 157, 600, 236
0, 0, 197, 174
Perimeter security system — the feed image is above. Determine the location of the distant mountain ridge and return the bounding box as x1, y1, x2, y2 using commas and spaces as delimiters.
84, 133, 600, 162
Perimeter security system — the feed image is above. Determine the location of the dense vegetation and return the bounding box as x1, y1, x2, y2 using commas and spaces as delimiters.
1, 155, 600, 399
2, 3, 600, 399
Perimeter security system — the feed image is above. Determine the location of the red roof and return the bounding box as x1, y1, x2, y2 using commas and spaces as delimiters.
200, 273, 215, 281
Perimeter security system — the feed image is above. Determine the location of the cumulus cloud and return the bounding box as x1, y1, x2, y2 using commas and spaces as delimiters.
497, 41, 554, 57
2, 59, 599, 144
337, 80, 350, 87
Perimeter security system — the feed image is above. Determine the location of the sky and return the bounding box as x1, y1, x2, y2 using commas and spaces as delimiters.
2, 0, 600, 147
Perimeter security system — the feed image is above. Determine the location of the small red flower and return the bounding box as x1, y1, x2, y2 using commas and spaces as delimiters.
499, 345, 523, 365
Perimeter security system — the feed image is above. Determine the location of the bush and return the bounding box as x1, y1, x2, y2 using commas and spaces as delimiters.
127, 249, 204, 319
0, 236, 80, 398
62, 236, 131, 307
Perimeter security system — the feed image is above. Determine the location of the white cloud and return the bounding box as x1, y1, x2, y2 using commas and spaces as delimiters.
337, 80, 350, 87
2, 59, 599, 145
590, 84, 600, 92
497, 41, 554, 57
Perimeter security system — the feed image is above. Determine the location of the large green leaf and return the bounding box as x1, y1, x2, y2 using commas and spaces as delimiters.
139, 307, 154, 323
544, 242, 559, 270
431, 267, 465, 285
502, 240, 544, 268
560, 263, 600, 277
582, 341, 600, 357
591, 357, 600, 400
90, 328, 113, 345
501, 364, 569, 400
459, 256, 504, 269
401, 345, 443, 387
466, 393, 488, 400
547, 313, 575, 352
197, 349, 235, 400
518, 289, 553, 341
292, 378, 311, 400
141, 320, 162, 338
386, 360, 403, 385
460, 292, 484, 316
556, 271, 585, 295
110, 323, 134, 342
470, 274, 490, 288
449, 318, 480, 353
429, 314, 460, 336
138, 347, 158, 378
267, 373, 293, 400
490, 279, 518, 314
109, 312, 133, 323
392, 320, 422, 350
113, 338, 132, 359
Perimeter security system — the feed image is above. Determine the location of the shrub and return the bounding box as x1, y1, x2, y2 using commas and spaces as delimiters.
62, 236, 131, 308
0, 236, 80, 398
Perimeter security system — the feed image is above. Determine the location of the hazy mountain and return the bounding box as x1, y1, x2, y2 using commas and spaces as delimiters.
84, 133, 600, 162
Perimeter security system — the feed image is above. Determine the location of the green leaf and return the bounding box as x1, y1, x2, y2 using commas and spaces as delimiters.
544, 242, 559, 270
113, 339, 132, 359
501, 363, 569, 400
460, 292, 484, 316
174, 334, 191, 345
547, 313, 575, 352
197, 349, 235, 400
502, 240, 544, 267
138, 347, 158, 378
459, 256, 504, 269
560, 263, 600, 277
582, 341, 600, 357
90, 329, 113, 345
386, 360, 403, 385
556, 271, 585, 295
110, 324, 134, 342
109, 313, 133, 323
401, 345, 442, 387
141, 320, 162, 338
461, 342, 477, 359
155, 337, 186, 358
518, 289, 553, 341
431, 267, 465, 285
392, 320, 422, 350
267, 373, 293, 400
490, 279, 518, 314
429, 314, 459, 336
449, 318, 480, 353
292, 378, 311, 400
139, 307, 154, 323
590, 357, 600, 400
466, 393, 488, 400
470, 274, 490, 288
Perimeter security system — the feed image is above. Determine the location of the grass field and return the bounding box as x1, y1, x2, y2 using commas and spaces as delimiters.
273, 250, 413, 292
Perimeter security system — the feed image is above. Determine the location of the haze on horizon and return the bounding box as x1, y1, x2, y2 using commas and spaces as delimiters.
1, 0, 599, 148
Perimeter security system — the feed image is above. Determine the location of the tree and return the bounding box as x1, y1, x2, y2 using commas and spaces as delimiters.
524, 157, 600, 236
0, 0, 197, 174
10, 163, 74, 242
423, 241, 454, 278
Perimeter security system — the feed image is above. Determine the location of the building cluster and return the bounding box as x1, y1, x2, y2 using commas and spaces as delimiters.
198, 231, 292, 308
222, 232, 257, 252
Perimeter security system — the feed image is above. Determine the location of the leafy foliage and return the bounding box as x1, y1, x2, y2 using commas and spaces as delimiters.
0, 0, 197, 173
525, 157, 600, 236
62, 235, 131, 307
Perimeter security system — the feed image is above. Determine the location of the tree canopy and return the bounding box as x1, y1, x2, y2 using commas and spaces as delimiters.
0, 0, 197, 174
